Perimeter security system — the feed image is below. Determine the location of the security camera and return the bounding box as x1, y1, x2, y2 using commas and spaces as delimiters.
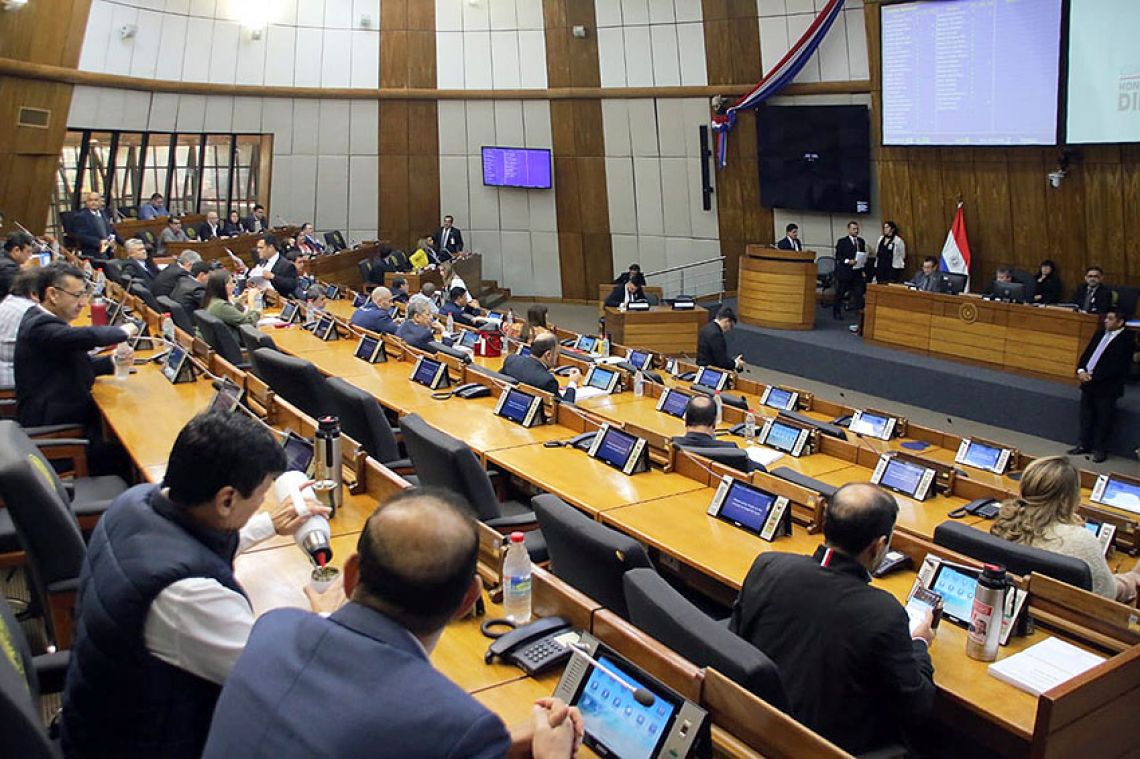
1047, 170, 1065, 189
119, 23, 137, 39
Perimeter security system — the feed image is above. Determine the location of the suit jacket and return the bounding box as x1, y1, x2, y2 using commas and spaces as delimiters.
220, 220, 243, 236
14, 308, 129, 427
72, 208, 117, 257
671, 431, 738, 449
120, 259, 157, 287
0, 253, 20, 300
439, 301, 479, 327
151, 266, 191, 299
202, 604, 510, 759
241, 215, 266, 234
502, 353, 575, 402
170, 277, 205, 314
696, 320, 734, 370
265, 256, 297, 298
196, 222, 221, 241
433, 226, 464, 256
1071, 283, 1114, 314
1034, 274, 1062, 304
604, 284, 645, 308
395, 320, 434, 351
730, 548, 935, 754
776, 236, 802, 251
1078, 328, 1135, 399
908, 271, 941, 293
350, 305, 398, 335
833, 235, 867, 282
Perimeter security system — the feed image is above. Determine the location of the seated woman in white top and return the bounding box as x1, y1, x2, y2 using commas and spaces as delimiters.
991, 456, 1139, 601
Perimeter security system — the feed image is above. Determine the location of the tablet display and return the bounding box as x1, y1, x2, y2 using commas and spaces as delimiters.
627, 350, 653, 371
929, 563, 979, 626
207, 378, 242, 414
763, 421, 802, 454
280, 301, 299, 323
355, 334, 382, 362
715, 481, 776, 533
324, 284, 340, 299
411, 357, 444, 387
763, 387, 795, 411
850, 411, 891, 439
496, 388, 538, 425
576, 655, 679, 759
352, 293, 367, 307
282, 432, 314, 474
517, 343, 532, 357
162, 345, 187, 382
694, 367, 727, 391
594, 427, 637, 470
576, 335, 598, 353
961, 440, 1002, 471
587, 366, 618, 392
458, 330, 479, 349
1094, 477, 1140, 513
657, 389, 691, 418
879, 458, 928, 498
314, 315, 336, 339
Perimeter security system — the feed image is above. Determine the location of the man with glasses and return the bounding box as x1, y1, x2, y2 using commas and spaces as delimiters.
14, 263, 137, 432
158, 217, 190, 255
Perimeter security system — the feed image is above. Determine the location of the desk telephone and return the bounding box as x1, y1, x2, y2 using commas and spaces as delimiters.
551, 365, 578, 377
947, 498, 1000, 520
484, 616, 581, 676
542, 432, 597, 451
452, 383, 492, 399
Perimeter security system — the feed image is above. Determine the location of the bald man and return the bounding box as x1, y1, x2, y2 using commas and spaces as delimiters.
349, 286, 398, 334
502, 332, 580, 402
730, 483, 936, 754
204, 489, 583, 758
72, 192, 119, 259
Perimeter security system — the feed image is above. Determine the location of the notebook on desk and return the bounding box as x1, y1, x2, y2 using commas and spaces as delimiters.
987, 637, 1104, 696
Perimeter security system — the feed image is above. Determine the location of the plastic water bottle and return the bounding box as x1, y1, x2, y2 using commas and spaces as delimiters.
714, 391, 724, 426
446, 312, 455, 336
255, 289, 265, 312
633, 370, 645, 397
93, 269, 106, 297
112, 342, 132, 379
744, 409, 757, 441
502, 532, 532, 624
506, 308, 515, 325
161, 313, 175, 344
599, 333, 610, 357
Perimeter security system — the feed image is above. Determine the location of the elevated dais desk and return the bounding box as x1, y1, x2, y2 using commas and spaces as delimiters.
863, 285, 1101, 383
602, 305, 705, 356
737, 246, 817, 330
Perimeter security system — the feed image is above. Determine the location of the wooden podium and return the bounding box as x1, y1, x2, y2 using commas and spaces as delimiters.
603, 305, 705, 356
737, 246, 817, 330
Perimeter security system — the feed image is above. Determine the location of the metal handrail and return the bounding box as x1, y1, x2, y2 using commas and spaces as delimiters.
641, 256, 725, 278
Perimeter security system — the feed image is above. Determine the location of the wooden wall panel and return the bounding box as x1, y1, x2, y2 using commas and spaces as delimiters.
544, 0, 612, 301
868, 2, 1140, 290
377, 3, 439, 253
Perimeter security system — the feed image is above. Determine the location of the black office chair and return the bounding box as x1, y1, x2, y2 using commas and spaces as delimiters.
101, 259, 126, 286
192, 309, 248, 369
387, 250, 411, 272
156, 295, 193, 334
671, 444, 752, 474
645, 293, 660, 306
129, 282, 162, 313
0, 595, 69, 759
238, 323, 278, 354
0, 421, 88, 647
623, 569, 790, 713
324, 377, 411, 471
1112, 285, 1138, 320
250, 348, 335, 420
816, 255, 836, 294
357, 259, 373, 286
138, 229, 157, 253
324, 231, 347, 251
399, 414, 546, 561
531, 494, 652, 619
184, 226, 198, 240
932, 521, 1092, 590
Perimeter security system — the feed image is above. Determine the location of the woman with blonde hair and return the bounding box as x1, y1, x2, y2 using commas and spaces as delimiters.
991, 456, 1139, 601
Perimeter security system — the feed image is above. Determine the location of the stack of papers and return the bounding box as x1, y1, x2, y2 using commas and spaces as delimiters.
745, 446, 784, 468
988, 637, 1105, 696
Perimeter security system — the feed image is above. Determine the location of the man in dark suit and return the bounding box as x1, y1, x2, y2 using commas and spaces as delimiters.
390, 276, 410, 303
196, 211, 221, 241
71, 192, 119, 260
120, 239, 158, 286
501, 333, 579, 402
151, 250, 202, 298
603, 279, 646, 308
612, 263, 646, 288
241, 204, 267, 234
730, 483, 936, 755
171, 261, 211, 313
776, 223, 803, 251
908, 256, 942, 292
1071, 266, 1114, 315
14, 263, 137, 431
439, 286, 486, 328
1069, 309, 1135, 463
254, 236, 297, 298
433, 214, 463, 261
833, 220, 868, 319
395, 299, 439, 350
203, 489, 581, 759
0, 231, 33, 299
697, 307, 743, 371
671, 396, 739, 450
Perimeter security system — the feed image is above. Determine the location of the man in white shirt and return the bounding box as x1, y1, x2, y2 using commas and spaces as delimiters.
0, 269, 41, 387
60, 412, 331, 759
1068, 309, 1135, 463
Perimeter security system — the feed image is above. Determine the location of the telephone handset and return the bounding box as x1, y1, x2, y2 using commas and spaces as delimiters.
551, 365, 577, 377
568, 431, 597, 451
947, 497, 1000, 520
453, 382, 492, 399
483, 616, 580, 676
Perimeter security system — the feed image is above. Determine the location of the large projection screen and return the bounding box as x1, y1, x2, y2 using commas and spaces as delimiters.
881, 0, 1063, 146
1067, 0, 1140, 144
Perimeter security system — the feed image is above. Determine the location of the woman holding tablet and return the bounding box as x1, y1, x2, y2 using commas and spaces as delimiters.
991, 456, 1139, 601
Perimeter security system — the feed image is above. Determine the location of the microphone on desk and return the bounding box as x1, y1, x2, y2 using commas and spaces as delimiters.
569, 643, 655, 707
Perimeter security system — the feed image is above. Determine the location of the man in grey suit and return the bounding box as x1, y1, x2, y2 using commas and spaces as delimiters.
203, 489, 583, 759
908, 257, 942, 292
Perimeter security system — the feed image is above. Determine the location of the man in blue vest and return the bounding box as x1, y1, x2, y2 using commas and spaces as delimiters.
60, 412, 331, 759
203, 488, 583, 758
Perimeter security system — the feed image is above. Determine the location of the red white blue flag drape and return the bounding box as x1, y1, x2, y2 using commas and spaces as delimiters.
711, 0, 847, 168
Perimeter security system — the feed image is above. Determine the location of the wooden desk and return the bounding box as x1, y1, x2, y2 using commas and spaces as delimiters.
308, 243, 382, 289
165, 233, 263, 267
737, 246, 817, 330
602, 306, 705, 356
595, 283, 665, 315
863, 285, 1101, 383
385, 254, 484, 296
114, 213, 206, 242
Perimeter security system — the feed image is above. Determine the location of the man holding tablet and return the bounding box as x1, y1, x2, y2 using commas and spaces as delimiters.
730, 483, 936, 755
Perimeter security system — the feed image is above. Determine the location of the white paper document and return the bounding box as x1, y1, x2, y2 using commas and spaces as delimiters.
745, 445, 784, 469
988, 637, 1105, 696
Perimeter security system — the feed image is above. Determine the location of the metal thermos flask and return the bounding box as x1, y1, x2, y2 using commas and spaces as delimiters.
966, 563, 1008, 662
313, 416, 343, 518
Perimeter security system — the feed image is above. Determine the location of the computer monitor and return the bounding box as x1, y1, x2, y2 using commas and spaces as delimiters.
993, 281, 1026, 303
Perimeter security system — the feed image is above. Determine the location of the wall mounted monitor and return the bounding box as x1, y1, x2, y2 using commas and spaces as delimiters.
1066, 0, 1140, 144
756, 104, 871, 214
880, 0, 1063, 146
481, 146, 553, 189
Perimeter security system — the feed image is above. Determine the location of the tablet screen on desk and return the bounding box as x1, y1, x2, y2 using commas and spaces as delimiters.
763, 421, 802, 454
324, 284, 340, 299
162, 345, 187, 382
879, 458, 927, 498
576, 335, 598, 353
763, 387, 795, 411
694, 367, 727, 391
282, 432, 314, 474
1093, 476, 1140, 513
207, 378, 242, 414
280, 301, 299, 323
961, 440, 1002, 472
627, 350, 653, 371
587, 366, 618, 392
458, 330, 479, 349
714, 481, 776, 533
496, 388, 538, 425
850, 411, 890, 439
575, 655, 679, 759
411, 357, 444, 387
355, 334, 381, 361
929, 563, 979, 626
657, 388, 691, 418
595, 427, 637, 470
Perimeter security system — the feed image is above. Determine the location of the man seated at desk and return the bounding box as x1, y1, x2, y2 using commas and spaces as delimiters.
197, 211, 222, 241
697, 307, 744, 372
152, 250, 202, 298
60, 412, 330, 759
350, 286, 398, 335
439, 286, 487, 328
982, 266, 1015, 298
157, 217, 190, 255
390, 276, 410, 304
908, 256, 942, 293
603, 279, 646, 309
501, 332, 579, 402
171, 261, 212, 314
121, 239, 158, 286
730, 483, 936, 755
396, 299, 439, 351
138, 193, 169, 220
1071, 266, 1114, 315
671, 396, 738, 450
408, 282, 439, 315
203, 489, 582, 759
